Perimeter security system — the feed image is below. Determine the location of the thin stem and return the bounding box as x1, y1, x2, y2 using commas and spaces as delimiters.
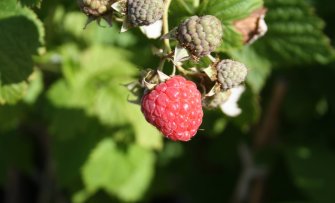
176, 64, 192, 75
171, 65, 176, 76
163, 0, 172, 53
193, 0, 200, 8
158, 60, 166, 71
175, 64, 203, 76
158, 51, 174, 71
207, 54, 217, 63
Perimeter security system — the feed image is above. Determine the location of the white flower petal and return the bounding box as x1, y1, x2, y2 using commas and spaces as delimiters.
140, 20, 163, 39
220, 86, 245, 117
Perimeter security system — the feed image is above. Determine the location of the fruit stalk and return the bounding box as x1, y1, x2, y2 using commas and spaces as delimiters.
163, 0, 172, 53
158, 0, 172, 71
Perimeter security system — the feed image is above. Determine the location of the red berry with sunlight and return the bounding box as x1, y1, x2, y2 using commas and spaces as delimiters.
141, 76, 203, 141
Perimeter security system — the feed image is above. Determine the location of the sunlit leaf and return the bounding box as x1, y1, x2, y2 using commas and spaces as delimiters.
81, 137, 155, 202
0, 0, 44, 104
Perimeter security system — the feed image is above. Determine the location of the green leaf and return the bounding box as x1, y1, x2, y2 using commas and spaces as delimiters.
80, 138, 155, 202
49, 108, 108, 188
127, 104, 163, 150
0, 0, 44, 104
285, 145, 335, 203
47, 45, 137, 125
218, 24, 244, 52
23, 70, 43, 104
230, 46, 272, 93
253, 0, 335, 66
198, 0, 263, 51
0, 82, 28, 105
0, 16, 38, 84
170, 0, 196, 20
19, 0, 42, 8
47, 45, 162, 149
198, 0, 263, 22
0, 69, 43, 105
53, 8, 137, 47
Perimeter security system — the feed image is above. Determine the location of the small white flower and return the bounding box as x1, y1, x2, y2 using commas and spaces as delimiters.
220, 86, 245, 117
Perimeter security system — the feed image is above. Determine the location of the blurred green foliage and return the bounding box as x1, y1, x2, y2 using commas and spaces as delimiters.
0, 0, 335, 202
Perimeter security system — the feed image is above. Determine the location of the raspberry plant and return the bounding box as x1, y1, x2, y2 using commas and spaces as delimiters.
79, 0, 256, 141
1, 0, 335, 203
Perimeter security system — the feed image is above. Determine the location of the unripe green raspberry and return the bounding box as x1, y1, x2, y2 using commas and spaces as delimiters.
176, 15, 223, 57
127, 0, 164, 27
79, 0, 113, 16
216, 60, 248, 90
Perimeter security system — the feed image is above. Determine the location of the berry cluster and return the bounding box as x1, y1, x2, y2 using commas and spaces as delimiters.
78, 0, 266, 141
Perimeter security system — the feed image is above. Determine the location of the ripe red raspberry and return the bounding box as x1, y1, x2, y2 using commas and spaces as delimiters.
141, 76, 203, 141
